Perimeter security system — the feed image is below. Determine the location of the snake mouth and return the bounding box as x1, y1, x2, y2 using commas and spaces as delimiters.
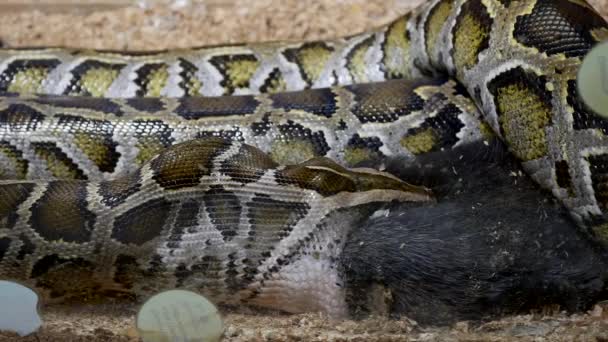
398, 182, 434, 199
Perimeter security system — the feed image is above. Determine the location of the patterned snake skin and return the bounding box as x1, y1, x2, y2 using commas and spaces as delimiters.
1, 0, 608, 318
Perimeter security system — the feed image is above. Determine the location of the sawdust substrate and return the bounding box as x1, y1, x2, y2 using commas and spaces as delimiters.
1, 1, 608, 341
0, 302, 607, 341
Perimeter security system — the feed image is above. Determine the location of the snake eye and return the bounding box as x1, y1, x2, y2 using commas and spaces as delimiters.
577, 40, 608, 119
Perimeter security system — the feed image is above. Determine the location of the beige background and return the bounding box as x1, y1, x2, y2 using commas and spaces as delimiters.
0, 0, 606, 50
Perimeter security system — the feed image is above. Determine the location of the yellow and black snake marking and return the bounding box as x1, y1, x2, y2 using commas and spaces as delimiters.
1, 0, 608, 321
0, 79, 485, 180
0, 138, 431, 316
0, 0, 607, 238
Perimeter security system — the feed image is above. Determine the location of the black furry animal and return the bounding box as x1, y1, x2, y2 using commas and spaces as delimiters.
339, 139, 608, 325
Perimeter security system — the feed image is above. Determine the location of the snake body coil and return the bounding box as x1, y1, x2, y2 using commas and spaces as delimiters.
1, 0, 608, 322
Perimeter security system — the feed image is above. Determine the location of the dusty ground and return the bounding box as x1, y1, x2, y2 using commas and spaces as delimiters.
0, 0, 423, 50
0, 302, 607, 341
1, 0, 608, 341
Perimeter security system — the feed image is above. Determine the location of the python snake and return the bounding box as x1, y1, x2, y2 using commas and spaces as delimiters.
0, 0, 607, 319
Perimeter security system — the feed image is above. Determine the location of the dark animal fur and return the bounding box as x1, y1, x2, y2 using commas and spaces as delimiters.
339, 139, 608, 325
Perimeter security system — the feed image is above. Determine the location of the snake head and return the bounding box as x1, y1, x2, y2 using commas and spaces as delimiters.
277, 156, 433, 202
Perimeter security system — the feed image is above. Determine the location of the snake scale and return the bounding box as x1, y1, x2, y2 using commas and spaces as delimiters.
1, 0, 608, 322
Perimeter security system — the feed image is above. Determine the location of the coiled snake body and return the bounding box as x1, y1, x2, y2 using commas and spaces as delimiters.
0, 0, 608, 319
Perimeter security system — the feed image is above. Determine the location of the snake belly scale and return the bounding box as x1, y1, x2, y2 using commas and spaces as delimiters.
0, 0, 607, 317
